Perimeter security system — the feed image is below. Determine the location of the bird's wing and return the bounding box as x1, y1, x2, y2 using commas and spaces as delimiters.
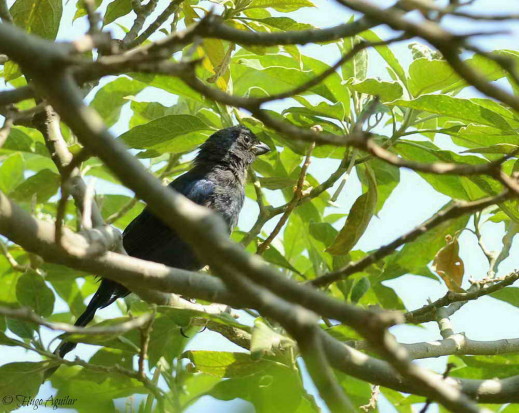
172, 177, 215, 207
122, 177, 215, 258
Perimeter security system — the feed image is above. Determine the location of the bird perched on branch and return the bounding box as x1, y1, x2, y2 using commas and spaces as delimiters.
56, 125, 270, 358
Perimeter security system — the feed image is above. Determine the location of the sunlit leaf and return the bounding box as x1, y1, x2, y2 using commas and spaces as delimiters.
10, 0, 63, 39
119, 114, 214, 154
104, 0, 132, 25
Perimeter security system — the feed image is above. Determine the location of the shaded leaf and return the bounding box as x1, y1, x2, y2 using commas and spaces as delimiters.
251, 318, 292, 359
0, 153, 24, 194
11, 169, 60, 203
91, 77, 145, 127
0, 362, 47, 412
183, 351, 275, 378
16, 271, 55, 317
383, 212, 469, 281
326, 166, 377, 255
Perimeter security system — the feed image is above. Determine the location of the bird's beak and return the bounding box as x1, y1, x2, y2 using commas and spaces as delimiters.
253, 142, 270, 156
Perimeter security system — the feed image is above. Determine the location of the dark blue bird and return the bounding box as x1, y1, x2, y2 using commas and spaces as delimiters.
57, 125, 269, 358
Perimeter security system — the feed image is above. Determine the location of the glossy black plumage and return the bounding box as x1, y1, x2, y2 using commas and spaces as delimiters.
57, 125, 269, 358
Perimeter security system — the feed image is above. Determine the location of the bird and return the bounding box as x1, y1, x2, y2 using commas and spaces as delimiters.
55, 125, 270, 359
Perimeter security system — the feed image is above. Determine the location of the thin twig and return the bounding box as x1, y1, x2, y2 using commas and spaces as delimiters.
81, 178, 96, 230
0, 0, 13, 24
405, 270, 519, 324
138, 307, 156, 380
360, 385, 380, 412
0, 305, 153, 334
311, 191, 512, 287
419, 363, 455, 413
129, 0, 183, 49
256, 142, 315, 254
0, 240, 27, 271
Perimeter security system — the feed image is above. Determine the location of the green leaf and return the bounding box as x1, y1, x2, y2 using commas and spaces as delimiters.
452, 124, 519, 151
74, 0, 102, 21
408, 58, 461, 96
358, 159, 400, 213
248, 0, 315, 12
340, 33, 368, 82
0, 331, 19, 346
293, 97, 347, 121
350, 277, 370, 303
0, 270, 22, 306
11, 169, 60, 203
10, 0, 63, 39
50, 278, 90, 318
394, 140, 506, 203
51, 363, 146, 412
326, 165, 377, 255
16, 271, 55, 317
251, 318, 292, 359
408, 52, 509, 96
490, 287, 519, 307
452, 354, 519, 379
104, 0, 132, 25
99, 194, 144, 229
382, 211, 469, 281
0, 362, 47, 411
259, 176, 297, 190
336, 372, 375, 409
1, 127, 39, 154
251, 16, 315, 31
347, 78, 403, 102
183, 351, 276, 378
463, 143, 519, 156
178, 374, 222, 409
91, 77, 145, 127
208, 358, 312, 412
232, 53, 335, 102
130, 100, 176, 128
132, 74, 205, 103
61, 316, 141, 353
360, 29, 406, 84
4, 60, 22, 81
0, 153, 24, 194
119, 115, 213, 154
309, 222, 338, 246
262, 244, 301, 274
7, 318, 35, 339
389, 95, 514, 131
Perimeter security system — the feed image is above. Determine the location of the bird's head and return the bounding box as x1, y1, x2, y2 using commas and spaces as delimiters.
195, 125, 270, 168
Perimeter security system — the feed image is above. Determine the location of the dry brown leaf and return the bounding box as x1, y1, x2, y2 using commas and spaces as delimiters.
432, 234, 465, 292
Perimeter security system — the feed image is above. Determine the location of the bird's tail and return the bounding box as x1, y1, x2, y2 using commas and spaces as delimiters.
56, 283, 115, 357
43, 283, 116, 381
